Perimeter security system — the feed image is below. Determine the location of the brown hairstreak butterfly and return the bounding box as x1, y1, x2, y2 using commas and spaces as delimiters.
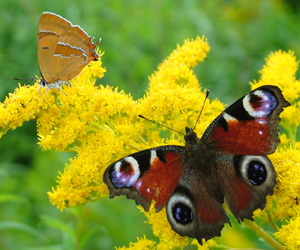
38, 12, 101, 90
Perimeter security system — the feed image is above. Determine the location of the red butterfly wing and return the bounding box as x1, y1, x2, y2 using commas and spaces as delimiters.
103, 146, 186, 211
202, 85, 290, 155
165, 167, 230, 242
215, 154, 276, 221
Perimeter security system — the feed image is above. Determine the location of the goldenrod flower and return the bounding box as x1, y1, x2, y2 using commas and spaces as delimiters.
274, 216, 300, 250
115, 236, 156, 250
1, 36, 300, 249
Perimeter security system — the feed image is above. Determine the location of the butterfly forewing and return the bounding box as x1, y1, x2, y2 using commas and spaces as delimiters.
104, 145, 186, 211
202, 85, 290, 155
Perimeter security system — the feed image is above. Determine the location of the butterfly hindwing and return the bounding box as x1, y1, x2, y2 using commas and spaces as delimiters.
165, 164, 230, 241
215, 154, 276, 221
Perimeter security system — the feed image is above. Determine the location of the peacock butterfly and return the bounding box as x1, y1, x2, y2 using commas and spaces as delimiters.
103, 85, 290, 243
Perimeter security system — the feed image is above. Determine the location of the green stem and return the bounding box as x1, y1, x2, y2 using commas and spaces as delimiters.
266, 211, 280, 232
286, 124, 297, 146
244, 220, 284, 250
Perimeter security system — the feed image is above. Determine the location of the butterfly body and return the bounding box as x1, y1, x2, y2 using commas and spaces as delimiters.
38, 12, 100, 89
104, 85, 290, 242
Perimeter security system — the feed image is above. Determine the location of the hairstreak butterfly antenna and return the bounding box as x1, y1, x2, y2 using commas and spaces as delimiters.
12, 76, 67, 100
12, 77, 45, 100
138, 115, 185, 136
12, 77, 35, 81
11, 74, 70, 101
193, 90, 209, 130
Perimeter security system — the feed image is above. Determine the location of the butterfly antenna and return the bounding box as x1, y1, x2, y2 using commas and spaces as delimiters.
193, 90, 210, 130
12, 77, 35, 81
138, 115, 185, 136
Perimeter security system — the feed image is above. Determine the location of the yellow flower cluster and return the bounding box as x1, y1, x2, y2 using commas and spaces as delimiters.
116, 236, 156, 250
139, 36, 224, 135
274, 216, 300, 250
0, 84, 41, 137
1, 35, 300, 249
51, 36, 220, 249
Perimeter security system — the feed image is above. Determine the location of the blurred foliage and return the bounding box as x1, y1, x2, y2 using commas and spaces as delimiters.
0, 0, 300, 249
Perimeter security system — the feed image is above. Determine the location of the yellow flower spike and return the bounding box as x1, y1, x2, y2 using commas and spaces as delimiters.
250, 50, 300, 103
139, 36, 210, 123
0, 52, 107, 149
36, 59, 114, 152
268, 147, 300, 220
0, 83, 41, 137
274, 216, 300, 250
115, 235, 156, 250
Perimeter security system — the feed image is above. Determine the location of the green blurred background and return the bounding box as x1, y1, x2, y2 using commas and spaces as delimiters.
1, 0, 299, 249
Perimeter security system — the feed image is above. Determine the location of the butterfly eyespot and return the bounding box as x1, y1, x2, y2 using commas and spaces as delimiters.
173, 202, 194, 225
110, 157, 140, 188
247, 160, 267, 185
243, 90, 278, 118
166, 187, 195, 232
236, 155, 275, 187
